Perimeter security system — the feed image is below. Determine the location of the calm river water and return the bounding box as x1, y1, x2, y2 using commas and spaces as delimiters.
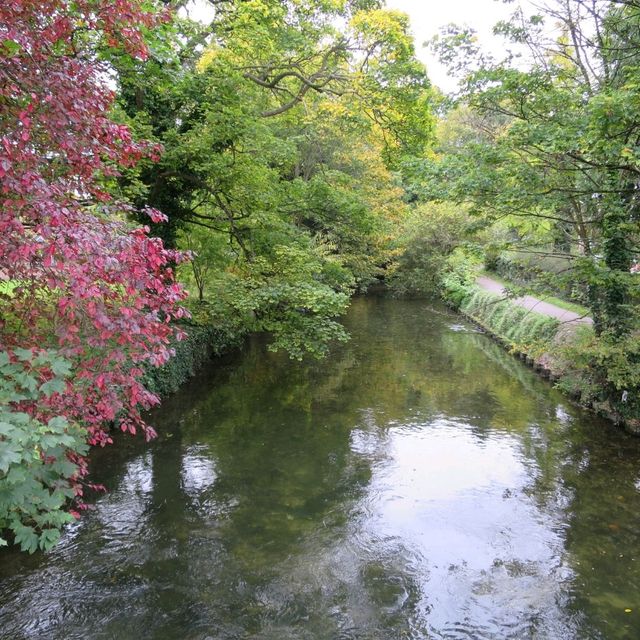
1, 298, 640, 639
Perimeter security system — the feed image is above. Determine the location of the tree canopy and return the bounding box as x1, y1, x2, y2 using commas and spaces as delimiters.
414, 0, 640, 420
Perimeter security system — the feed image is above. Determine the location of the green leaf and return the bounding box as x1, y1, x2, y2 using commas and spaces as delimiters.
13, 348, 33, 362
0, 39, 21, 57
14, 372, 37, 394
40, 378, 66, 397
38, 528, 61, 551
13, 524, 39, 554
50, 358, 72, 377
0, 446, 22, 474
40, 433, 76, 449
0, 421, 16, 437
47, 416, 69, 432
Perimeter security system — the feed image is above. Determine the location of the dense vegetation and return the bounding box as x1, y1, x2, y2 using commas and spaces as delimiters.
1, 0, 640, 552
419, 0, 640, 425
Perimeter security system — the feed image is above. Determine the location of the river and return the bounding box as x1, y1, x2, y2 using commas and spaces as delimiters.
1, 298, 640, 639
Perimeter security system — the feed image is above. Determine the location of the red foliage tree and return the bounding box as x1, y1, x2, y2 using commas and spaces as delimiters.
0, 1, 187, 454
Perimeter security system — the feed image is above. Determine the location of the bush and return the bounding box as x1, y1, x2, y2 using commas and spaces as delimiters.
0, 350, 88, 552
440, 249, 480, 308
555, 329, 640, 425
388, 203, 472, 297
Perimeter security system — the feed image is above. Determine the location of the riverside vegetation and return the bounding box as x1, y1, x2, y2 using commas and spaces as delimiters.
1, 0, 640, 553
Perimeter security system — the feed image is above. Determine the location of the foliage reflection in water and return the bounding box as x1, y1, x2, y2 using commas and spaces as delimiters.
1, 298, 640, 639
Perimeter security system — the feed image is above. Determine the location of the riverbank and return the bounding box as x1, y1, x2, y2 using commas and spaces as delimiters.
446, 278, 638, 433
143, 319, 248, 399
148, 283, 638, 434
457, 286, 561, 374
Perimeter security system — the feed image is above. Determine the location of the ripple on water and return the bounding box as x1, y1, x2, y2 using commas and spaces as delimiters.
347, 416, 586, 638
1, 298, 638, 640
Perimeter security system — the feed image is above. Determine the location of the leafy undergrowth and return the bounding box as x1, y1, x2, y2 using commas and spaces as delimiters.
0, 350, 89, 552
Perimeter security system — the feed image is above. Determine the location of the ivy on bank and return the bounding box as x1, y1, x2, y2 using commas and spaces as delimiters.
142, 320, 247, 398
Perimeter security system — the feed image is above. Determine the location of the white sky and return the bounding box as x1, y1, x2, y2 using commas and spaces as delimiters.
385, 0, 526, 92
185, 0, 530, 93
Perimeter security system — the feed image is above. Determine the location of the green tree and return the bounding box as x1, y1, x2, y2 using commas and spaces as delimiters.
423, 0, 640, 419
111, 0, 432, 358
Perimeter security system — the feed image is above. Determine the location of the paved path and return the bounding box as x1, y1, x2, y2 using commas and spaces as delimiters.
476, 276, 593, 325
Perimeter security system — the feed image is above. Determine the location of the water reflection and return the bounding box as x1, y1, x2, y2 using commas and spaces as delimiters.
1, 298, 640, 639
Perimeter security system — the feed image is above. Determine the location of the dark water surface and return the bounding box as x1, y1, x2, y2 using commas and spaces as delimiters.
2, 298, 640, 639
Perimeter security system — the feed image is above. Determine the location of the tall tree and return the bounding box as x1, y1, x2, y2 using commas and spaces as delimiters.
112, 0, 432, 357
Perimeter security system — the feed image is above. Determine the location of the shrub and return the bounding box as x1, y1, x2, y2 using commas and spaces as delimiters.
440, 249, 480, 308
143, 312, 248, 397
389, 203, 473, 297
0, 350, 88, 552
555, 329, 640, 424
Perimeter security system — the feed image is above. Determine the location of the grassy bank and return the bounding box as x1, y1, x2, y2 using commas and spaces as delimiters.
443, 281, 639, 431
460, 288, 560, 354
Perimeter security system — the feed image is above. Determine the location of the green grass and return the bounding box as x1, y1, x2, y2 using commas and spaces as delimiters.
461, 288, 560, 352
537, 294, 589, 317
479, 270, 590, 317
